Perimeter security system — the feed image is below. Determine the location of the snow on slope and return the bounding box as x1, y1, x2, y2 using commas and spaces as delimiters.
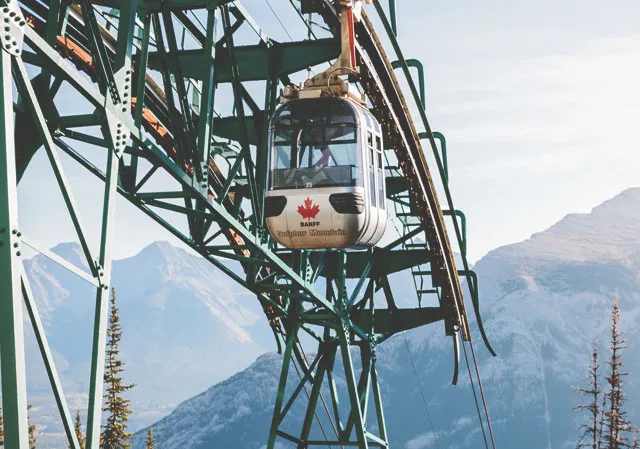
134, 188, 640, 449
24, 241, 274, 448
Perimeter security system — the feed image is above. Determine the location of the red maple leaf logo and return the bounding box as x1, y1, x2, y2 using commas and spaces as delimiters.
297, 197, 320, 220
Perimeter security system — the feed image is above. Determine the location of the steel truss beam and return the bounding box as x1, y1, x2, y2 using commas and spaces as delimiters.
0, 0, 494, 447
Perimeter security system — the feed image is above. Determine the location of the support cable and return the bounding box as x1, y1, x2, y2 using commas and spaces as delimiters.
263, 0, 293, 40
401, 332, 441, 449
273, 313, 343, 448
291, 356, 335, 448
296, 340, 345, 449
461, 340, 491, 449
287, 0, 318, 39
465, 339, 497, 449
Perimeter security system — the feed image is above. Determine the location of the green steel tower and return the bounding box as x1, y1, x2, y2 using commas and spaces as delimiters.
0, 0, 495, 448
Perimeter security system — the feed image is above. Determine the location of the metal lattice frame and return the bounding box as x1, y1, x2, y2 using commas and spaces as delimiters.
0, 1, 494, 448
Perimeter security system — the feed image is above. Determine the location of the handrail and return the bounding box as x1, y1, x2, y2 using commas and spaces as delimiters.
418, 131, 447, 183
392, 58, 425, 109
388, 0, 397, 36
443, 210, 466, 257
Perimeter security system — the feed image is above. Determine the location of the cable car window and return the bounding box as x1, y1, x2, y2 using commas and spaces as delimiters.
369, 147, 376, 206
275, 98, 356, 127
270, 124, 361, 190
377, 152, 385, 210
376, 136, 384, 209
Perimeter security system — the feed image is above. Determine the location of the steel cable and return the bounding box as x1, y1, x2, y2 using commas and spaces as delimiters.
297, 340, 345, 449
461, 339, 492, 449
402, 332, 442, 449
263, 0, 293, 40
291, 356, 336, 448
466, 339, 498, 449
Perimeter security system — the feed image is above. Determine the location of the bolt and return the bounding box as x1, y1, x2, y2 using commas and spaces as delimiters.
12, 229, 17, 234
16, 231, 21, 237
13, 242, 18, 248
16, 251, 21, 256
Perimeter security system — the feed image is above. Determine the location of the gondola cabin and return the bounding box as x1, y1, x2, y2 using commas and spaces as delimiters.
265, 96, 387, 249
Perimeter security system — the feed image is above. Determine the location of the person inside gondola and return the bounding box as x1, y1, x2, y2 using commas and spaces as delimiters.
314, 147, 333, 168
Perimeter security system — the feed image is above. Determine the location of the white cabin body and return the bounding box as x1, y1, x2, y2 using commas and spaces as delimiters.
265, 96, 387, 249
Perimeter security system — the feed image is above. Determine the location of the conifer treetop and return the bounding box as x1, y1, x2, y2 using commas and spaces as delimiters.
145, 427, 156, 449
101, 288, 135, 449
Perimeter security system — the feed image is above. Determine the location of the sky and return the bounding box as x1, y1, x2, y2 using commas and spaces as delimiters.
16, 0, 640, 264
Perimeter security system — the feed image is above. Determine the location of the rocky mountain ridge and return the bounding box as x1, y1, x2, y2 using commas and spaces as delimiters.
132, 188, 640, 449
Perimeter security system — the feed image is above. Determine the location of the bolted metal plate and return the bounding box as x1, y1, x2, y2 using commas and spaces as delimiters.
0, 1, 25, 56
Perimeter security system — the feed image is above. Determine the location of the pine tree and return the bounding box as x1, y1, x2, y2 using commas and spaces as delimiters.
574, 340, 602, 449
72, 410, 86, 449
602, 296, 635, 449
28, 404, 36, 449
101, 288, 135, 449
0, 405, 36, 448
145, 427, 155, 449
599, 394, 608, 449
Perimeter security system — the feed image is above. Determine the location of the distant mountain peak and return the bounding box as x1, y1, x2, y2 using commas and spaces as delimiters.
49, 241, 88, 269
490, 187, 640, 264
121, 240, 201, 270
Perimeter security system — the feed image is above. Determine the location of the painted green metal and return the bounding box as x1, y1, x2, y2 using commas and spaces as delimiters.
126, 13, 151, 189
372, 0, 488, 347
443, 209, 466, 257
392, 58, 424, 109
388, 0, 397, 36
145, 38, 340, 82
459, 270, 496, 357
419, 131, 448, 183
0, 0, 494, 447
21, 269, 82, 449
195, 7, 218, 187
0, 46, 30, 449
13, 58, 97, 276
266, 251, 390, 449
432, 132, 448, 183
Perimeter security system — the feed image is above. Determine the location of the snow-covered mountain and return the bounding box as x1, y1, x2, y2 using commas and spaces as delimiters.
132, 188, 640, 449
23, 241, 274, 448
